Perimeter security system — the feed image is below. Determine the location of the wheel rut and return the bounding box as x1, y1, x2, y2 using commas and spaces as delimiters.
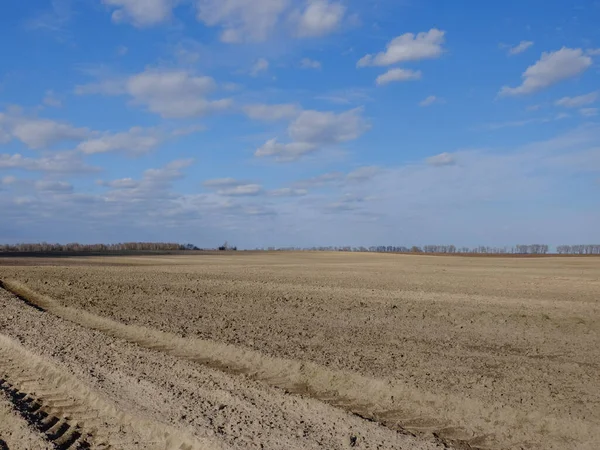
0, 330, 221, 450
0, 378, 91, 449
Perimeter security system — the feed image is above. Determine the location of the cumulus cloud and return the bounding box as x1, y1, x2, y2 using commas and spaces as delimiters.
127, 70, 231, 117
144, 158, 194, 182
357, 29, 445, 67
300, 58, 322, 69
77, 69, 231, 118
507, 40, 534, 56
255, 108, 369, 161
255, 139, 317, 160
426, 152, 456, 166
102, 0, 178, 27
555, 91, 598, 108
288, 108, 369, 145
0, 152, 99, 173
76, 127, 162, 155
242, 103, 300, 121
376, 68, 421, 85
0, 112, 90, 149
292, 0, 345, 37
499, 48, 592, 96
250, 58, 270, 76
196, 0, 288, 43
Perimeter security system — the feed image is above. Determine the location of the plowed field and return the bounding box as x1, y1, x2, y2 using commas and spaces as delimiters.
1, 253, 598, 449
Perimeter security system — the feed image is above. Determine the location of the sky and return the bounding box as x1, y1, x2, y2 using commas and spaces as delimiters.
0, 0, 599, 249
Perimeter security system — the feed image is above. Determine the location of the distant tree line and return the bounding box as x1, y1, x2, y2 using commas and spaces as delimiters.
556, 245, 600, 255
218, 241, 238, 251
0, 242, 201, 253
260, 244, 598, 255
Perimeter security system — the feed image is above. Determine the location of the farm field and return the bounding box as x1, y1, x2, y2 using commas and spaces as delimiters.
0, 252, 599, 449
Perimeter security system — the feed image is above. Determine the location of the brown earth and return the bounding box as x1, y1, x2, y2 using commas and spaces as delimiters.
0, 252, 599, 449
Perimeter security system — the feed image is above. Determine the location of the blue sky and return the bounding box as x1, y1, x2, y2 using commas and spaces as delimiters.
0, 0, 599, 248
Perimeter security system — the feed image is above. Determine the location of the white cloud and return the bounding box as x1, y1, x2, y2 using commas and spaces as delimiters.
98, 178, 139, 189
202, 177, 264, 196
346, 166, 379, 182
203, 178, 244, 188
268, 187, 308, 197
76, 69, 231, 118
586, 48, 600, 56
255, 139, 317, 160
419, 95, 442, 107
555, 91, 598, 108
507, 40, 534, 55
35, 180, 73, 193
1, 176, 17, 185
250, 58, 269, 76
499, 47, 592, 96
0, 112, 90, 149
376, 68, 421, 85
102, 0, 178, 27
76, 127, 162, 155
196, 0, 288, 43
0, 152, 99, 173
142, 159, 194, 185
579, 108, 598, 117
217, 184, 263, 196
300, 58, 322, 69
289, 108, 369, 144
126, 69, 231, 118
293, 0, 345, 38
242, 103, 300, 121
12, 119, 89, 149
255, 107, 369, 161
426, 152, 456, 166
43, 90, 62, 108
357, 29, 445, 67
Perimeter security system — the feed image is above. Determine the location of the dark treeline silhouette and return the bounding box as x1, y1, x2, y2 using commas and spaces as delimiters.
0, 242, 200, 253
218, 241, 238, 251
260, 244, 597, 255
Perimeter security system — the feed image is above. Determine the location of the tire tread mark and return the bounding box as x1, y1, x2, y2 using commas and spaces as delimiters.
0, 379, 94, 449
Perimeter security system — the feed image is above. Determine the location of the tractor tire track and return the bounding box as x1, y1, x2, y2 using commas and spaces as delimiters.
0, 379, 91, 449
0, 332, 221, 450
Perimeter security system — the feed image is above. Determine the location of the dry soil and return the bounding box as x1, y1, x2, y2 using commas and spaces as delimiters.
0, 252, 598, 449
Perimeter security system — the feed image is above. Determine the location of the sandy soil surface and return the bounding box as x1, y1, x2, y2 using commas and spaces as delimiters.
1, 252, 599, 449
0, 397, 51, 450
0, 280, 442, 450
